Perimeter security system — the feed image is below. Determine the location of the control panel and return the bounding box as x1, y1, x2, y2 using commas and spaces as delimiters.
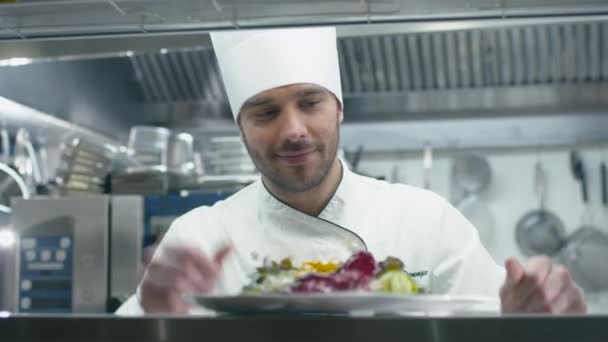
18, 235, 73, 313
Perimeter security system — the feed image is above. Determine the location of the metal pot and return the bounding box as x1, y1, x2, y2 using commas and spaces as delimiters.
452, 153, 494, 247
515, 161, 567, 257
558, 227, 608, 292
452, 153, 492, 195
557, 150, 608, 292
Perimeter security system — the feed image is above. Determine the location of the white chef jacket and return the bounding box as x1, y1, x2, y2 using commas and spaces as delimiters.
116, 162, 505, 315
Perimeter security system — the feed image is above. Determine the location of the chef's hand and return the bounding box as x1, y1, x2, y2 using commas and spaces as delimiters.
140, 245, 233, 314
499, 256, 587, 314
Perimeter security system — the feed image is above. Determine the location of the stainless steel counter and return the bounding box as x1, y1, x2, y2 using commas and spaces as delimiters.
1, 314, 607, 342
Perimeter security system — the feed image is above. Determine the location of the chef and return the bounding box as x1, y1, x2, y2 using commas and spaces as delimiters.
117, 27, 586, 315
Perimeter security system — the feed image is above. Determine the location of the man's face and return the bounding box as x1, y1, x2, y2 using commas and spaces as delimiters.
238, 83, 343, 193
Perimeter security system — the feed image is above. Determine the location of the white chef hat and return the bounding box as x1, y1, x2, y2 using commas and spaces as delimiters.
210, 27, 343, 121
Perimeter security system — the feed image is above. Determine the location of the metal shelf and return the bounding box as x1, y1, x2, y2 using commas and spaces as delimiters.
0, 0, 607, 40
0, 96, 123, 150
340, 111, 608, 153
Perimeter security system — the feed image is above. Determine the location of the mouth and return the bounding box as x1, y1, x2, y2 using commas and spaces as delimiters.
276, 150, 316, 166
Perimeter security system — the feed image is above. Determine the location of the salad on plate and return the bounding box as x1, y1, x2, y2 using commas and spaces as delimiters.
241, 251, 423, 296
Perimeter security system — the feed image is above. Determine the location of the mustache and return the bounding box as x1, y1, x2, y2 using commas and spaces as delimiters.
277, 139, 315, 153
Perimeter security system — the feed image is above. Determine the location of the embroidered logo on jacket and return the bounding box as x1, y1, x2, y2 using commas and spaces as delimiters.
409, 270, 429, 278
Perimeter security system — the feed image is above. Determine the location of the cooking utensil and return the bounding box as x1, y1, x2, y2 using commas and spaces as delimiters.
168, 132, 195, 175
458, 196, 495, 247
390, 164, 406, 184
351, 145, 364, 172
452, 153, 491, 195
127, 126, 171, 167
515, 161, 567, 257
452, 153, 494, 247
202, 135, 256, 176
570, 150, 596, 226
0, 162, 30, 213
559, 150, 608, 291
13, 128, 42, 191
558, 227, 608, 292
570, 150, 588, 203
1, 127, 9, 165
601, 161, 607, 207
342, 145, 381, 179
422, 143, 432, 190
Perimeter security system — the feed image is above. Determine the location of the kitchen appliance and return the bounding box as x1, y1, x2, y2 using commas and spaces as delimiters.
5, 196, 112, 313
55, 136, 115, 196
127, 126, 171, 167
1, 192, 234, 313
203, 136, 256, 175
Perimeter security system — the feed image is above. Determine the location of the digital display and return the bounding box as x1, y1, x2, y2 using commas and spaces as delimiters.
32, 279, 70, 291
31, 298, 70, 309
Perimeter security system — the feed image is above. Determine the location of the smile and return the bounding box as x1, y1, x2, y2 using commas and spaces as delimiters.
277, 150, 316, 165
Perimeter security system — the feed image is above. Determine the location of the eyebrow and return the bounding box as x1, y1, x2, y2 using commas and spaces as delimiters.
241, 97, 275, 111
240, 85, 330, 112
295, 87, 329, 98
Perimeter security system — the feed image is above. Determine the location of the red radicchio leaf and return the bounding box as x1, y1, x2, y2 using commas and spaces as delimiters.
290, 251, 376, 293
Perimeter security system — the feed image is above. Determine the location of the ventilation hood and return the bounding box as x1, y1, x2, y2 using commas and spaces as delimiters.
0, 0, 607, 40
1, 2, 608, 152
124, 20, 608, 120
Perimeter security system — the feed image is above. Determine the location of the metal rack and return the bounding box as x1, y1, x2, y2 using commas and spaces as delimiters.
0, 96, 123, 150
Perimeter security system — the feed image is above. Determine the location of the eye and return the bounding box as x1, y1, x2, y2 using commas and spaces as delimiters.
301, 98, 321, 110
253, 109, 278, 121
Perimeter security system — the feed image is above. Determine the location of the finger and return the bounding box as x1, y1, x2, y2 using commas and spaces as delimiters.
144, 263, 189, 287
214, 243, 234, 264
167, 289, 191, 314
149, 246, 231, 294
163, 247, 222, 280
162, 246, 204, 268
505, 257, 553, 311
548, 284, 580, 314
500, 258, 526, 312
543, 266, 571, 303
524, 256, 554, 280
520, 266, 567, 313
180, 260, 212, 293
505, 258, 525, 286
141, 281, 189, 314
184, 248, 223, 281
564, 285, 587, 314
518, 257, 553, 298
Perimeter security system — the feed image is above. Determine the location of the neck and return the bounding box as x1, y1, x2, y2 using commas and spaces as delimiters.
263, 158, 343, 216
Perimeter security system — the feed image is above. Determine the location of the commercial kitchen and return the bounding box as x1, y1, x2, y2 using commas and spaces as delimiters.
1, 1, 608, 341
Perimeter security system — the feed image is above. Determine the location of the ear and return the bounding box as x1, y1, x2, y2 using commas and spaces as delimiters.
337, 99, 344, 124
239, 127, 246, 142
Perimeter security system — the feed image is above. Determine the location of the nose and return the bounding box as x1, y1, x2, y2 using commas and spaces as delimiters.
277, 105, 308, 142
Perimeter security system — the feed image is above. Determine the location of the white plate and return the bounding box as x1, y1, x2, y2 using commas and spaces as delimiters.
185, 292, 500, 316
